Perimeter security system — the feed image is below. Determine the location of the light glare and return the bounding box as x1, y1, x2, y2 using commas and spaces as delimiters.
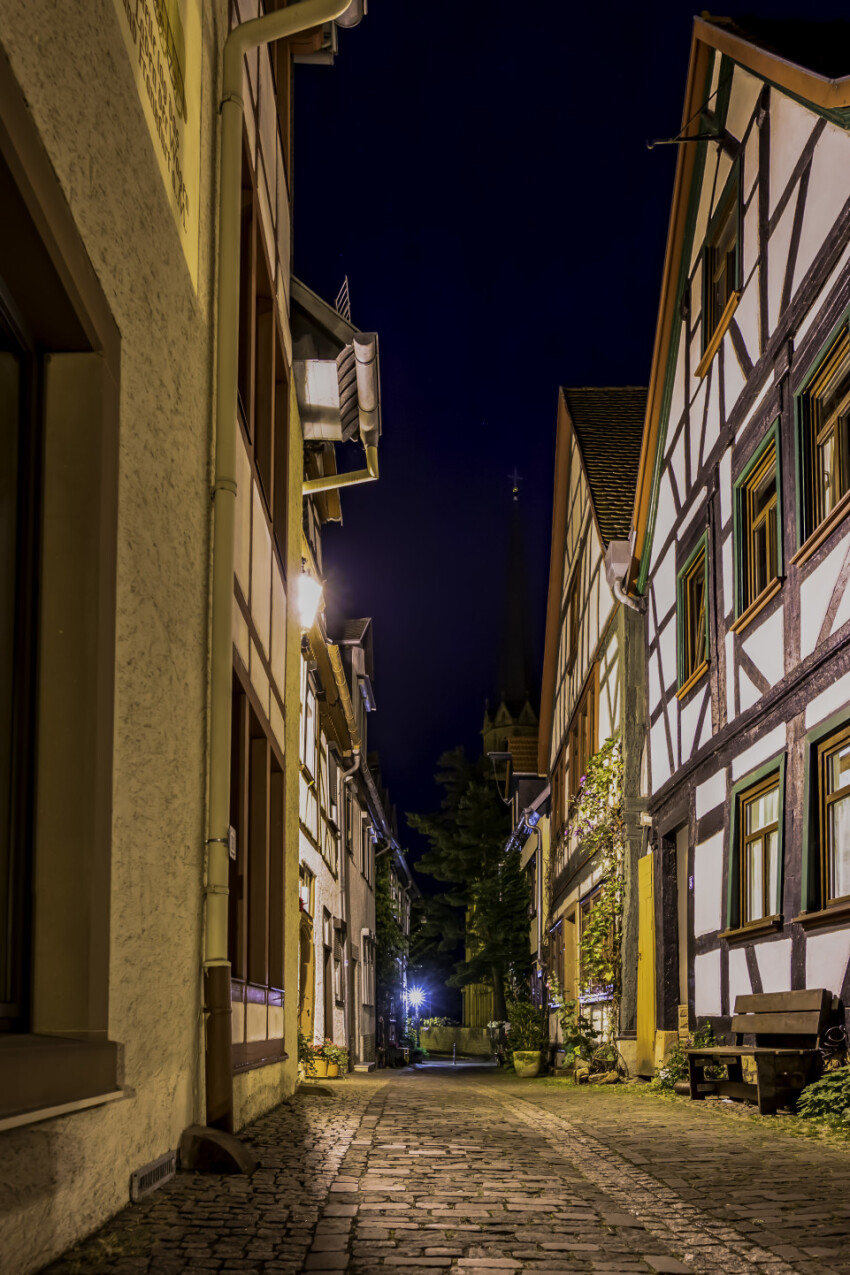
296, 571, 323, 629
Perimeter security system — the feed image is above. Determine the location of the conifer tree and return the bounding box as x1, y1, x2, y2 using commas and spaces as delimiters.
410, 748, 530, 1020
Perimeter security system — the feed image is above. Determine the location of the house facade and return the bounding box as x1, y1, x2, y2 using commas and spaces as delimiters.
0, 2, 374, 1270
627, 18, 850, 1070
538, 388, 646, 1065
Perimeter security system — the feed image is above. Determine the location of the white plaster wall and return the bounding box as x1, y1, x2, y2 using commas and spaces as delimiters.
727, 947, 752, 1011
755, 938, 792, 994
791, 122, 850, 296
694, 949, 722, 1017
696, 770, 726, 819
800, 535, 850, 658
679, 683, 707, 765
725, 66, 761, 144
742, 606, 784, 687
650, 717, 671, 793
806, 931, 850, 999
693, 832, 723, 937
768, 91, 817, 218
732, 724, 786, 781
807, 669, 850, 730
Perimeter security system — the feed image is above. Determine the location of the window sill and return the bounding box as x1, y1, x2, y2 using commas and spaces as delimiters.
719, 915, 783, 943
729, 577, 783, 635
695, 291, 741, 379
791, 489, 850, 568
676, 659, 709, 701
232, 1038, 288, 1074
0, 1034, 122, 1124
793, 901, 850, 930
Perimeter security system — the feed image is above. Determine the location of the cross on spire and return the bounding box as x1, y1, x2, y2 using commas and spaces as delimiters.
508, 466, 523, 501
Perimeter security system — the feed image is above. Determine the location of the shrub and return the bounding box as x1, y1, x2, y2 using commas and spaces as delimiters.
796, 1066, 850, 1123
506, 999, 547, 1054
549, 972, 600, 1065
298, 1031, 317, 1075
653, 1021, 718, 1091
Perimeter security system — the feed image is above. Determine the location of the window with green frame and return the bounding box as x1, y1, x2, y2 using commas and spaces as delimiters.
818, 723, 850, 906
733, 422, 783, 617
702, 162, 741, 351
726, 755, 786, 933
677, 535, 709, 695
796, 324, 850, 544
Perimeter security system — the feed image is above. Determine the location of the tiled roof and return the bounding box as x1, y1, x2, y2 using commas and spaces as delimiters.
337, 618, 371, 645
562, 387, 647, 548
701, 16, 850, 81
508, 734, 540, 775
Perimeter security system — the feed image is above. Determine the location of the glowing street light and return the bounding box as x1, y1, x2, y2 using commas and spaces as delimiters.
295, 561, 324, 630
408, 987, 425, 1011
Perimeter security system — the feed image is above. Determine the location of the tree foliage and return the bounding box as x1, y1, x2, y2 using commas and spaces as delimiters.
569, 736, 624, 1019
409, 747, 530, 1020
375, 856, 406, 1016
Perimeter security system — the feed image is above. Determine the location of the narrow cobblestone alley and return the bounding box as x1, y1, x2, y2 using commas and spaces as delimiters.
43, 1066, 850, 1275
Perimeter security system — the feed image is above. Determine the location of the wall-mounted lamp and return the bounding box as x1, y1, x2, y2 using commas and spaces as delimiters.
296, 560, 324, 630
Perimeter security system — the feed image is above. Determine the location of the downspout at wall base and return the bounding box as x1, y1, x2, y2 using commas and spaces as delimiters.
204, 0, 355, 1134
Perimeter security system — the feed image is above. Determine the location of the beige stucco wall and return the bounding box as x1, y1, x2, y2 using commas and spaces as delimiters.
0, 2, 225, 1269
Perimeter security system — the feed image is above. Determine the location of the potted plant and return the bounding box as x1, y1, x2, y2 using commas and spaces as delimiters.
506, 1001, 547, 1077
323, 1040, 348, 1078
310, 1042, 329, 1078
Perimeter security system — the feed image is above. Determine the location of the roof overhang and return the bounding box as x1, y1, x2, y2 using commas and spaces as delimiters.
629, 17, 850, 594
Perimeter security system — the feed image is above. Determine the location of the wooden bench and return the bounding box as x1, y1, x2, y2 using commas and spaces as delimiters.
685, 988, 832, 1115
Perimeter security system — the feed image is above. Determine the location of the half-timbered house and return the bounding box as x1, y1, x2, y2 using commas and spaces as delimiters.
538, 388, 646, 1065
627, 17, 850, 1073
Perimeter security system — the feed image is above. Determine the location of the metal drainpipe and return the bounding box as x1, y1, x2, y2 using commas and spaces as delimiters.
205, 0, 355, 1132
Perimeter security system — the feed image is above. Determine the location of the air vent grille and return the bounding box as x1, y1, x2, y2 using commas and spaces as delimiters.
129, 1149, 177, 1203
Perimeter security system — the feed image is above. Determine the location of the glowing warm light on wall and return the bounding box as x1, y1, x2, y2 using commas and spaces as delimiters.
296, 566, 324, 629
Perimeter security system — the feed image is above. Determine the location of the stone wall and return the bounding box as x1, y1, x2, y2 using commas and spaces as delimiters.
420, 1026, 493, 1057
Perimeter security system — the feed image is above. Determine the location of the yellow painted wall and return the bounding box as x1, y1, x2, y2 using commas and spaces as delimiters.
636, 853, 656, 1076
0, 2, 229, 1269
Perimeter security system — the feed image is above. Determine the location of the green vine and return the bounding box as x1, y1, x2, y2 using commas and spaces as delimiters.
568, 736, 624, 1033
548, 971, 599, 1063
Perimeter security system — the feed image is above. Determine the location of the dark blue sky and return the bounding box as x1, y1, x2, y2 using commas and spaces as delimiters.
293, 2, 847, 858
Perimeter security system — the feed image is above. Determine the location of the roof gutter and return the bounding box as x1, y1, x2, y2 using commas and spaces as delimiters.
204, 0, 355, 1135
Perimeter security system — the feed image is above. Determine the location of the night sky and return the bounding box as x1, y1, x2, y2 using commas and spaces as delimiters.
293, 1, 847, 868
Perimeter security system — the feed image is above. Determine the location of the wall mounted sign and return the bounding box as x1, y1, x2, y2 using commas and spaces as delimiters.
112, 0, 202, 288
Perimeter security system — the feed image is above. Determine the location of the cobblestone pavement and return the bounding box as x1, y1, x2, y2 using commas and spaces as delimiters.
44, 1065, 850, 1275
